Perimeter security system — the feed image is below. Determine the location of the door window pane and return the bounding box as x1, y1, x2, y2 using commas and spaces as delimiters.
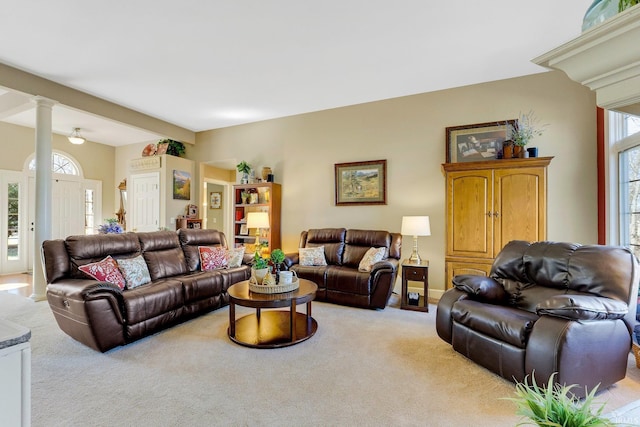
7, 183, 19, 261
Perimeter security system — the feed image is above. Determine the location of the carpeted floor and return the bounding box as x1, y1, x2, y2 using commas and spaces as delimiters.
2, 292, 640, 427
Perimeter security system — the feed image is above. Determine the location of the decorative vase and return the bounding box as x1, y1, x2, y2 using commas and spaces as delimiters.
582, 0, 618, 31
252, 267, 269, 284
503, 143, 513, 159
241, 172, 249, 184
261, 167, 272, 181
513, 145, 523, 158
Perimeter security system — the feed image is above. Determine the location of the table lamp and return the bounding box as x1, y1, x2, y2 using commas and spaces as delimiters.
246, 212, 270, 246
401, 216, 431, 264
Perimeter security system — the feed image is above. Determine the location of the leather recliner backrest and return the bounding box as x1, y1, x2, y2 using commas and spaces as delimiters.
178, 228, 227, 272
302, 228, 346, 265
64, 233, 141, 280
138, 230, 188, 280
343, 229, 391, 268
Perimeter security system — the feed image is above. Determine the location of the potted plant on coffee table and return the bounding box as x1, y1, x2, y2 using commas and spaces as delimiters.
270, 249, 285, 281
252, 251, 269, 283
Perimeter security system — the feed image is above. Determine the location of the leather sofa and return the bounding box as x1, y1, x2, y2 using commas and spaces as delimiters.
436, 240, 639, 397
42, 229, 250, 352
284, 228, 402, 309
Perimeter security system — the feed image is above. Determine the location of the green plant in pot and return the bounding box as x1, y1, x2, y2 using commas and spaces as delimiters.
158, 139, 186, 157
252, 251, 269, 282
270, 249, 285, 280
237, 161, 251, 184
506, 373, 613, 426
507, 111, 547, 158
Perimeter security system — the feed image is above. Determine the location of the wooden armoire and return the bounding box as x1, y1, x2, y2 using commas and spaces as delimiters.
442, 157, 552, 288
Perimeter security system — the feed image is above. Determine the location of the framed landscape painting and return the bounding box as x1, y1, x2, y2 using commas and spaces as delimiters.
446, 120, 515, 163
173, 170, 191, 200
335, 159, 387, 206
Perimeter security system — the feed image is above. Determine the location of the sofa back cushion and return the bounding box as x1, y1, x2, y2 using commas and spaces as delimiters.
178, 228, 228, 271
492, 240, 639, 310
301, 228, 346, 266
137, 231, 188, 280
343, 229, 391, 269
64, 233, 141, 279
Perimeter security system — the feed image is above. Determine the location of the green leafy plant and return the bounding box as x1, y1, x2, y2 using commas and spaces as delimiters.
508, 111, 548, 147
506, 373, 614, 427
236, 161, 251, 174
270, 249, 285, 266
158, 139, 185, 157
252, 251, 268, 270
619, 0, 640, 12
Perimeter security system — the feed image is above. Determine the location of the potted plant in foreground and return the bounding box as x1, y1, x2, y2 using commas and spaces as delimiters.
506, 373, 613, 426
270, 249, 285, 281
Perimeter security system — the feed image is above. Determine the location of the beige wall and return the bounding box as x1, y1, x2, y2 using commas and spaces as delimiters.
0, 121, 117, 221
192, 71, 598, 294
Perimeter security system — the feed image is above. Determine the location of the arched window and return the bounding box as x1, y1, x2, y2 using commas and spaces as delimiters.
28, 152, 80, 175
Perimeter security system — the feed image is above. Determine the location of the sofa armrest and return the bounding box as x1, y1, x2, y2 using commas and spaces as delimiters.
452, 275, 507, 304
284, 252, 299, 269
47, 279, 125, 322
435, 288, 469, 344
537, 295, 628, 321
371, 259, 397, 275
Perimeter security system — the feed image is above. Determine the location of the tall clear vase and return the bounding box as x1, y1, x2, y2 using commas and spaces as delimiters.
582, 0, 619, 31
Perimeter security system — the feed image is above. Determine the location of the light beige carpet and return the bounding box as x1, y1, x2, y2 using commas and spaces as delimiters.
2, 292, 640, 427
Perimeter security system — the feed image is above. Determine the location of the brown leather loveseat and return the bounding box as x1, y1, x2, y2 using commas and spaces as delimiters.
436, 240, 639, 396
42, 229, 250, 352
284, 228, 402, 309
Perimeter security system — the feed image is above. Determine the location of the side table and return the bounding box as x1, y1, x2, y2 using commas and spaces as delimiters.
401, 260, 429, 312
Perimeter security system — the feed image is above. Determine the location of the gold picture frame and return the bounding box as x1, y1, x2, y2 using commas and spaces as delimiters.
335, 159, 387, 206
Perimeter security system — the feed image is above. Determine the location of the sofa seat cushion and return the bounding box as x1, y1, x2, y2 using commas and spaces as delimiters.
452, 300, 539, 349
290, 265, 328, 289
123, 279, 184, 324
326, 266, 372, 296
179, 271, 224, 303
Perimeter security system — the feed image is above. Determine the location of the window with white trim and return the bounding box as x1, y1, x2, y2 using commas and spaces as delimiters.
28, 152, 79, 175
612, 111, 640, 257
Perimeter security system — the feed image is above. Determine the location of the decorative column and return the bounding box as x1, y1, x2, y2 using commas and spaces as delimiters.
30, 96, 56, 301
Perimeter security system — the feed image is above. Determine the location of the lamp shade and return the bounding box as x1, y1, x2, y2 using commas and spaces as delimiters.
246, 212, 270, 229
401, 216, 431, 236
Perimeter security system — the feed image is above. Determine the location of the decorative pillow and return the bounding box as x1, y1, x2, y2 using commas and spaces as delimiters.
226, 246, 246, 268
199, 246, 228, 271
117, 255, 151, 289
299, 246, 327, 266
78, 255, 126, 290
358, 247, 386, 272
452, 275, 507, 304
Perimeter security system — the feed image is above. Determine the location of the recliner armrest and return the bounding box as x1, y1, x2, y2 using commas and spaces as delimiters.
452, 275, 507, 304
370, 259, 397, 275
537, 295, 628, 321
283, 253, 299, 269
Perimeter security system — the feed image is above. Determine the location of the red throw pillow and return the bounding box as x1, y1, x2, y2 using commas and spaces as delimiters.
199, 246, 228, 271
78, 255, 126, 290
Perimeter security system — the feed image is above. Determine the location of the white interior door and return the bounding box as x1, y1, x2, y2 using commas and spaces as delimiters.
130, 172, 160, 232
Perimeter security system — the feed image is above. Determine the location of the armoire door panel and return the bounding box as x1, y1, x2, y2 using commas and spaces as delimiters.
447, 171, 493, 258
494, 168, 545, 251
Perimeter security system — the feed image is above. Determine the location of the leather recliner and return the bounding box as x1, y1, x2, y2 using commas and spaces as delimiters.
436, 240, 639, 397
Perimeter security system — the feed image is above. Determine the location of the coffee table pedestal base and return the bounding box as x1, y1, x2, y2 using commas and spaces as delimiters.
228, 311, 318, 348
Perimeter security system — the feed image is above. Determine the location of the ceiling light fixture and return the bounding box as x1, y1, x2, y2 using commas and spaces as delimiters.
68, 127, 86, 145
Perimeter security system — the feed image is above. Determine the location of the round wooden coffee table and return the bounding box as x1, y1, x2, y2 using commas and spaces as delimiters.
227, 279, 318, 348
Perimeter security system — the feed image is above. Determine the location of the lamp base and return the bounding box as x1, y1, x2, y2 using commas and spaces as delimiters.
408, 251, 421, 264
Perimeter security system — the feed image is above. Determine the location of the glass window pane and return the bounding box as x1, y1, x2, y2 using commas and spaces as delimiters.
6, 183, 19, 261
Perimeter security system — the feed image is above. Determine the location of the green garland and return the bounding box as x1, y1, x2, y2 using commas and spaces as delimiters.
619, 0, 640, 12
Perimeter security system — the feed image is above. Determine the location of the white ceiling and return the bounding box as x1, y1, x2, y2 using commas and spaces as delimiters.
0, 1, 592, 146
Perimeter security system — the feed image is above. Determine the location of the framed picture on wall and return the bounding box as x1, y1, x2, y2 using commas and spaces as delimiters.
210, 192, 222, 209
173, 170, 191, 200
334, 159, 387, 206
445, 120, 515, 163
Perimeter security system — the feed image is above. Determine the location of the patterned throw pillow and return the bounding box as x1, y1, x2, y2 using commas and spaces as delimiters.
117, 255, 151, 289
299, 246, 327, 266
78, 255, 126, 290
358, 247, 386, 272
226, 246, 246, 268
199, 246, 228, 271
